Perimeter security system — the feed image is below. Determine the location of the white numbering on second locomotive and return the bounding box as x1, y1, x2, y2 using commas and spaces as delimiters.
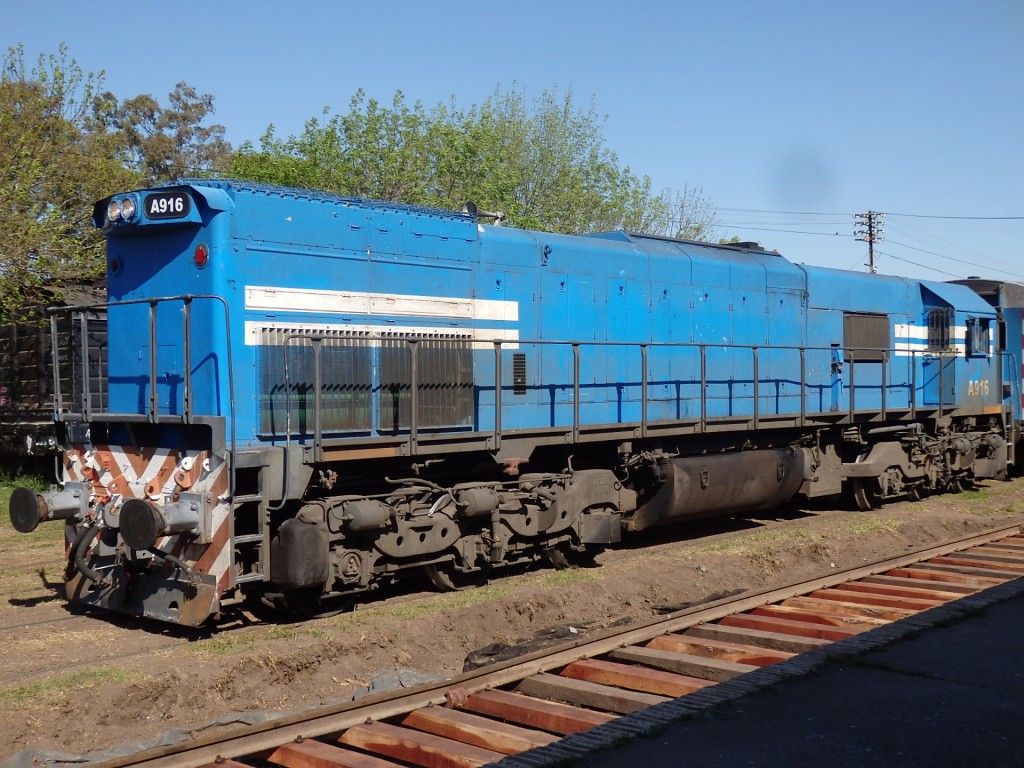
967, 379, 990, 397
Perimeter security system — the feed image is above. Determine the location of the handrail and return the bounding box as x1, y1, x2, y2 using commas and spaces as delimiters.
48, 294, 236, 497
271, 332, 988, 458
53, 309, 1010, 475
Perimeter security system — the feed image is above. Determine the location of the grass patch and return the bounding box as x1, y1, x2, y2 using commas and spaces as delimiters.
688, 527, 823, 557
0, 472, 52, 495
1, 519, 69, 543
0, 667, 140, 709
540, 568, 602, 589
959, 489, 990, 502
373, 585, 511, 622
189, 625, 331, 656
847, 517, 903, 535
190, 634, 260, 655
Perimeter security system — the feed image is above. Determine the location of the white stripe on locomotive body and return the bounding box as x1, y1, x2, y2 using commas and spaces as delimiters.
244, 286, 520, 350
245, 286, 520, 323
244, 321, 520, 349
893, 323, 969, 356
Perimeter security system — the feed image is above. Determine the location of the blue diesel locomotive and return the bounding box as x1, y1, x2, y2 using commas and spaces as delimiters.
8, 180, 1018, 625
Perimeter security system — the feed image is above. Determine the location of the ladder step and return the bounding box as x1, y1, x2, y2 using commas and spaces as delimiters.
232, 494, 263, 505
235, 572, 264, 584
234, 534, 264, 545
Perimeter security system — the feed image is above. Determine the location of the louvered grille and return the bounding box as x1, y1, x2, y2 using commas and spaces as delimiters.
258, 328, 373, 434
378, 332, 474, 432
512, 352, 527, 395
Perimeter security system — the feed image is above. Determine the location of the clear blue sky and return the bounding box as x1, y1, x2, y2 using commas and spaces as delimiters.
8, 0, 1023, 281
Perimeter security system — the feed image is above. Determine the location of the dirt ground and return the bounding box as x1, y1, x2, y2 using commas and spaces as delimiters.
1, 477, 1023, 762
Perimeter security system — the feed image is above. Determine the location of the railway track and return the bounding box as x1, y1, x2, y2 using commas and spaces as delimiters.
79, 523, 1024, 768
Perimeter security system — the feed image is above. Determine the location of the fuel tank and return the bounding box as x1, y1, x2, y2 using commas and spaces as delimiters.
628, 447, 805, 531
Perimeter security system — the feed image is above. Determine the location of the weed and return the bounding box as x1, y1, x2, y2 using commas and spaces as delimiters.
0, 472, 52, 494
540, 568, 602, 589
848, 517, 903, 535
190, 634, 259, 655
189, 624, 331, 655
688, 527, 822, 557
0, 668, 140, 709
959, 489, 990, 502
376, 585, 510, 621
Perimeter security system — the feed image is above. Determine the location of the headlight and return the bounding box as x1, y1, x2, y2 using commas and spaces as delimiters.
107, 199, 122, 222
120, 196, 137, 221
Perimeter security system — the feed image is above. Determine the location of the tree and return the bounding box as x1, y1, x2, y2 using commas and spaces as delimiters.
451, 86, 670, 234
230, 85, 711, 238
650, 184, 721, 241
95, 81, 232, 184
0, 44, 137, 319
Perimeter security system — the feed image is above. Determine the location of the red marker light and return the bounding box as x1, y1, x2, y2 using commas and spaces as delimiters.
194, 243, 210, 269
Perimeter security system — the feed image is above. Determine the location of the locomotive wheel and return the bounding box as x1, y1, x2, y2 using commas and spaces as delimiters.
851, 479, 882, 511
283, 588, 355, 618
423, 562, 491, 591
544, 543, 603, 570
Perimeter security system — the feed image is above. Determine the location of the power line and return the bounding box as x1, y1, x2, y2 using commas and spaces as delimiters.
720, 206, 1023, 221
718, 207, 849, 216
875, 250, 963, 278
713, 225, 855, 238
885, 219, 1024, 275
885, 240, 1024, 280
884, 212, 1024, 221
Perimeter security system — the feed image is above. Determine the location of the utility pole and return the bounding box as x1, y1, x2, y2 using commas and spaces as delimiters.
854, 211, 885, 273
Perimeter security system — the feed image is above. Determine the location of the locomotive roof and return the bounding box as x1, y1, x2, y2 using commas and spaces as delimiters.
949, 278, 1024, 308
170, 178, 477, 223
585, 229, 784, 256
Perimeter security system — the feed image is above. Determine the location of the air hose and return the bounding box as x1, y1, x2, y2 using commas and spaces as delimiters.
71, 522, 107, 585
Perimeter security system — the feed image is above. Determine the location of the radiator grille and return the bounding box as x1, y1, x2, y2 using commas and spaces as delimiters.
258, 327, 473, 435
379, 332, 474, 432
258, 327, 373, 434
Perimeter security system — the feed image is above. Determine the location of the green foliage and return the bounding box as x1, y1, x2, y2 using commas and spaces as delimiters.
232, 85, 714, 237
0, 44, 136, 319
0, 44, 233, 319
94, 81, 232, 184
0, 470, 52, 493
0, 41, 718, 321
